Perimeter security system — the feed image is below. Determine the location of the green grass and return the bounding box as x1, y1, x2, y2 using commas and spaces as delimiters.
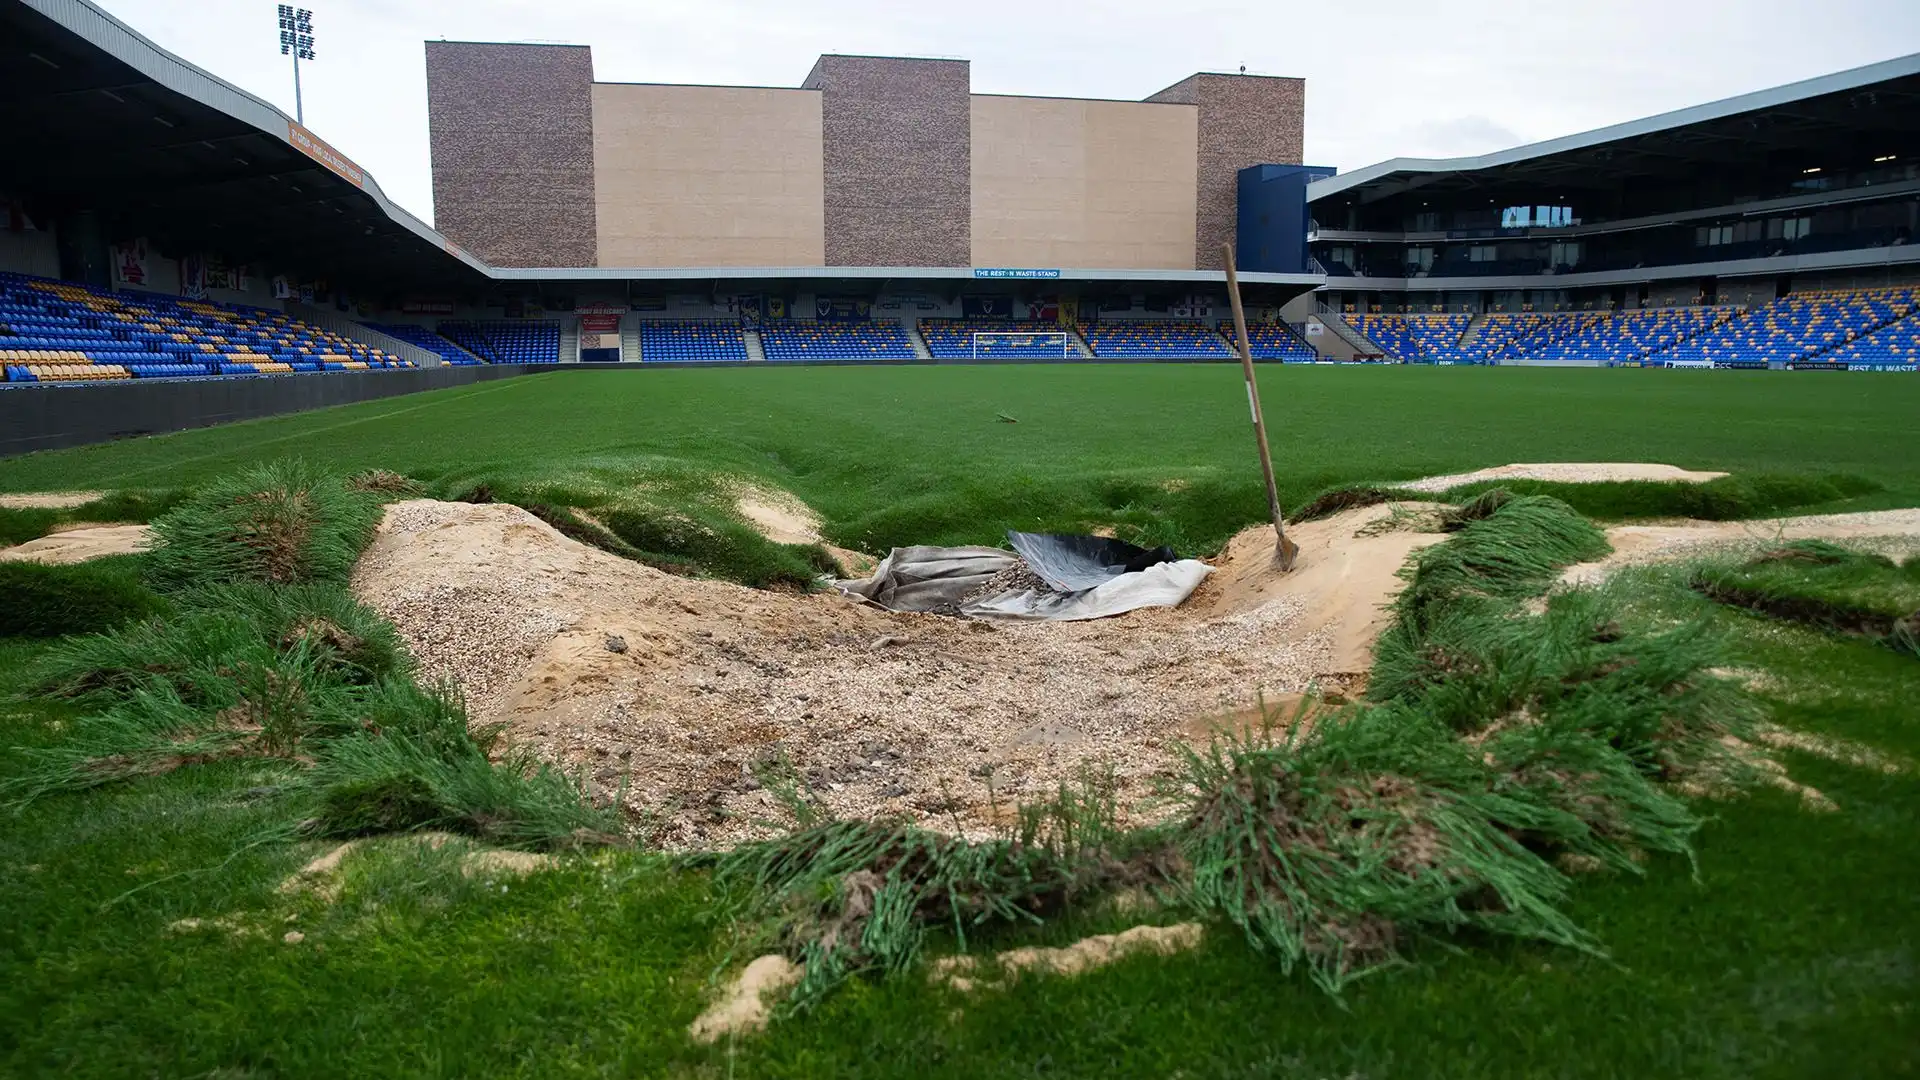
1691, 540, 1920, 657
3, 367, 1920, 1075
0, 556, 169, 638
2, 367, 1917, 555
5, 572, 1916, 1077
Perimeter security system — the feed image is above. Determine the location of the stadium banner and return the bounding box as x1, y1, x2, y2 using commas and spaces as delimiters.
1848, 364, 1918, 372
272, 275, 292, 300
973, 267, 1060, 279
204, 255, 234, 291
961, 296, 1010, 319
180, 253, 206, 299
1304, 321, 1325, 337
111, 238, 150, 288
1788, 362, 1848, 371
1026, 298, 1059, 322
580, 314, 621, 334
401, 299, 454, 314
765, 297, 788, 320
1058, 297, 1078, 327
573, 299, 629, 316
286, 122, 367, 189
815, 297, 871, 321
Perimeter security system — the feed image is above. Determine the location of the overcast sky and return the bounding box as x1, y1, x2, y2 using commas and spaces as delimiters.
95, 0, 1920, 227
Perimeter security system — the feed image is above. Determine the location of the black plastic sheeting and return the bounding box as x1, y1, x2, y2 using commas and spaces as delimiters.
1004, 531, 1179, 592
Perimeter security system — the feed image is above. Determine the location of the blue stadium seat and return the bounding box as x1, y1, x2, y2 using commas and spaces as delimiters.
0, 270, 414, 383
757, 321, 916, 361
1078, 321, 1231, 359
638, 320, 747, 362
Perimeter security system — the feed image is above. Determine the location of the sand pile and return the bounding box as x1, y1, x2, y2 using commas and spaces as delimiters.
1400, 462, 1726, 493
350, 499, 1443, 848
1561, 509, 1920, 585
0, 524, 150, 564
0, 491, 105, 509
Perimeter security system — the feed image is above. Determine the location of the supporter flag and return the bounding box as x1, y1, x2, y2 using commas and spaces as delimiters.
765, 297, 787, 320
272, 275, 292, 300
181, 254, 207, 299
204, 255, 233, 291
112, 238, 150, 288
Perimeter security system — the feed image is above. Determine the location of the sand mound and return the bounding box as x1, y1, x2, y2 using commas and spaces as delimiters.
1401, 462, 1726, 493
350, 499, 1442, 848
930, 923, 1204, 992
0, 524, 150, 564
733, 484, 822, 545
689, 955, 803, 1042
0, 491, 105, 509
1560, 509, 1920, 586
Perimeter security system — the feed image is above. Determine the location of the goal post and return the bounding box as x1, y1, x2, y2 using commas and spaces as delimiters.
970, 330, 1072, 360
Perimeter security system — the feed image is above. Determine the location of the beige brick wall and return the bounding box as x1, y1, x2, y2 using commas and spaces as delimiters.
592, 84, 825, 267
970, 96, 1197, 270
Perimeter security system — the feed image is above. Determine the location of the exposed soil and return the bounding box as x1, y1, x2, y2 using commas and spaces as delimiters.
350, 499, 1443, 849
689, 954, 803, 1043
1560, 510, 1920, 586
1400, 462, 1727, 493
279, 832, 559, 902
929, 923, 1205, 992
0, 523, 150, 564
0, 491, 104, 509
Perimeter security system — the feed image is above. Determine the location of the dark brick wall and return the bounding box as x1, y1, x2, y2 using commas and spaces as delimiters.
1147, 74, 1305, 270
426, 42, 597, 267
803, 56, 970, 267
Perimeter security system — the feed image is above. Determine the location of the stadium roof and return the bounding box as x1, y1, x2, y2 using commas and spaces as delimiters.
1, 0, 1318, 300
1308, 52, 1920, 205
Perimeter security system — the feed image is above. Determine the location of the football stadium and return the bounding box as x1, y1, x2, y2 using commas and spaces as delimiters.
2, 0, 1920, 1074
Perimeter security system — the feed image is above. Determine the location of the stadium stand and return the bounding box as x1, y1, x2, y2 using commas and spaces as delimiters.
1515, 308, 1728, 365
1456, 314, 1564, 363
0, 272, 411, 382
758, 321, 916, 361
919, 320, 1073, 360
1228, 321, 1318, 360
638, 320, 748, 363
1079, 321, 1232, 359
435, 320, 561, 364
1818, 306, 1920, 367
1346, 314, 1471, 362
365, 322, 485, 365
1658, 289, 1918, 367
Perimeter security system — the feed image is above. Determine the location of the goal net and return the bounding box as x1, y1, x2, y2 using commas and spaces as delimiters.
971, 331, 1072, 359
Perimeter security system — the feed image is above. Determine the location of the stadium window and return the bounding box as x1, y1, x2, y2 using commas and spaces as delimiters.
1469, 245, 1497, 262
1406, 247, 1435, 270
1550, 241, 1581, 267
1783, 216, 1811, 240
1412, 211, 1440, 231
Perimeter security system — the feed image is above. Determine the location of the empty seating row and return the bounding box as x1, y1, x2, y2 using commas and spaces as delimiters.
1818, 308, 1920, 366
364, 322, 485, 365
759, 321, 916, 361
919, 320, 1073, 359
638, 320, 747, 362
1517, 308, 1727, 364
1347, 314, 1472, 362
1228, 322, 1318, 360
1659, 289, 1917, 366
0, 271, 413, 383
435, 321, 560, 364
1078, 321, 1231, 358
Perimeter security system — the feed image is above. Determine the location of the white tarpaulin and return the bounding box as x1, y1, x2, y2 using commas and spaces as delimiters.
836, 537, 1211, 622
961, 559, 1212, 621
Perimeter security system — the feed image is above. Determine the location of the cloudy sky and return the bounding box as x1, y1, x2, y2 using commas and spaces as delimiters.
96, 0, 1920, 226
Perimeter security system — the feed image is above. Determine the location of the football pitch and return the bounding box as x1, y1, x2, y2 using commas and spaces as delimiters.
4, 365, 1919, 527
2, 364, 1918, 1078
